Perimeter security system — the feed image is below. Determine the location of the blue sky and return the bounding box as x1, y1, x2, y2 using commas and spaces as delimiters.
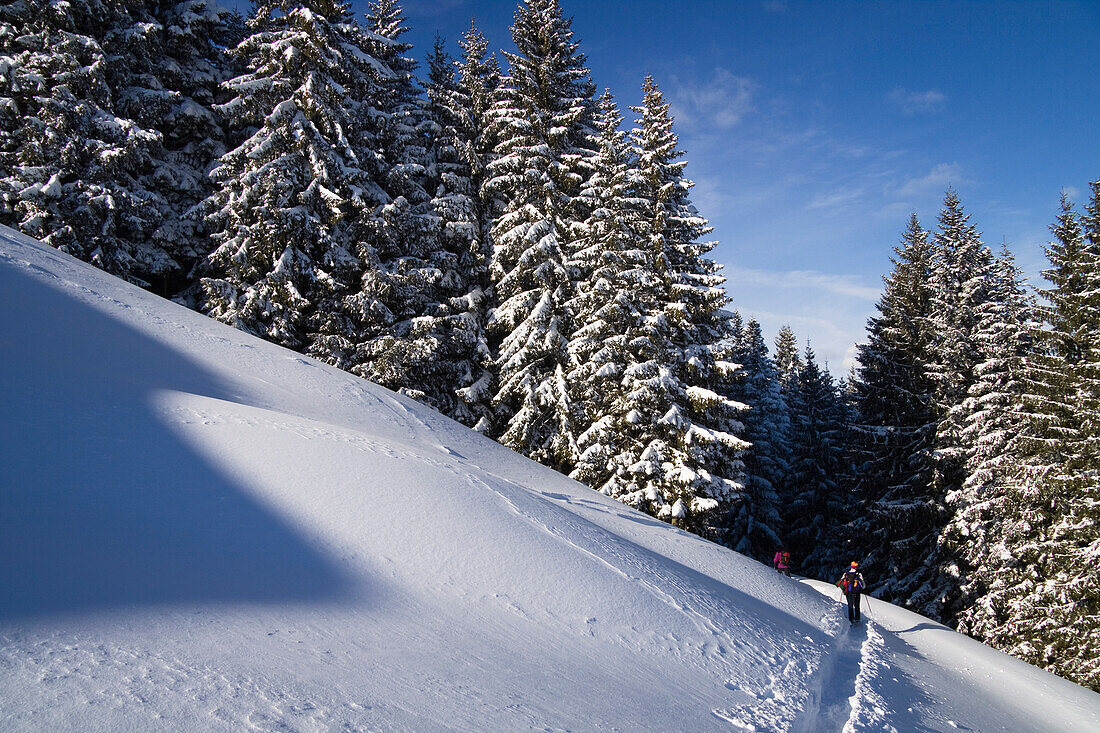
234, 0, 1100, 372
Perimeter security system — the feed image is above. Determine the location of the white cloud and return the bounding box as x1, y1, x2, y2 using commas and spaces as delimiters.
887, 87, 947, 115
668, 68, 757, 131
725, 266, 881, 301
763, 0, 788, 11
807, 188, 864, 211
893, 162, 967, 199
721, 266, 881, 376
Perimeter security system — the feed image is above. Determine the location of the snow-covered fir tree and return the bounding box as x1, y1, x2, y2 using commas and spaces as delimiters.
774, 324, 802, 393
1006, 183, 1100, 691
616, 74, 749, 534
770, 323, 803, 513
198, 0, 378, 350
784, 345, 848, 575
338, 0, 447, 394
451, 24, 504, 427
721, 317, 787, 560
134, 0, 233, 294
0, 0, 172, 286
482, 0, 599, 470
909, 189, 997, 617
846, 214, 939, 599
851, 192, 995, 617
946, 185, 1100, 692
411, 35, 496, 427
566, 89, 657, 499
942, 243, 1034, 625
1051, 180, 1100, 690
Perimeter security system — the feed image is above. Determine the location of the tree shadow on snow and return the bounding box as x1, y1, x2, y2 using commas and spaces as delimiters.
0, 258, 355, 620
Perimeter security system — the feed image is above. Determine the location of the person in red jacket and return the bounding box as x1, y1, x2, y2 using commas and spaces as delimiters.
773, 549, 792, 577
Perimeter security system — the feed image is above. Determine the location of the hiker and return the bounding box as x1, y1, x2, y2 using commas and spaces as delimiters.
837, 561, 866, 624
773, 549, 792, 577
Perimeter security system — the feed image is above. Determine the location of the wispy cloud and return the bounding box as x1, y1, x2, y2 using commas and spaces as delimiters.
668, 68, 758, 131
892, 162, 967, 199
807, 187, 864, 211
887, 87, 947, 115
763, 0, 789, 12
725, 266, 881, 301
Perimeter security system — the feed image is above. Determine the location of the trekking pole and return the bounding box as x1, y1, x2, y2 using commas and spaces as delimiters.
864, 594, 871, 615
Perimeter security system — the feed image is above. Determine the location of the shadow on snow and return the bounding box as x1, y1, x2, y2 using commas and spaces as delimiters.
0, 258, 355, 620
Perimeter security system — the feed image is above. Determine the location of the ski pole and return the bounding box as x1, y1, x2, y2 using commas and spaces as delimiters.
864, 594, 871, 614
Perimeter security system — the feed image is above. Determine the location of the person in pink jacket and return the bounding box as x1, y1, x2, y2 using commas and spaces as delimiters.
773, 549, 792, 577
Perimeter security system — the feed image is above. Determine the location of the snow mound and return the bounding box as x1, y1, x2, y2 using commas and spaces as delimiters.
1, 226, 1098, 731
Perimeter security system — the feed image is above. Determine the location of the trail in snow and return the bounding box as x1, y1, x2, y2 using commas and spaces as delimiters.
462, 471, 831, 732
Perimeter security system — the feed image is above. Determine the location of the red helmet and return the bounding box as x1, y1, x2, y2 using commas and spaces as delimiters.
850, 561, 859, 569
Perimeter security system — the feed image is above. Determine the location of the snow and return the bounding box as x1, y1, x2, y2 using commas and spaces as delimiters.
1, 226, 1098, 731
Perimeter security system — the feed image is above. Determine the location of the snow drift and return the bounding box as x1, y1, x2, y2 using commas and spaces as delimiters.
1, 226, 1097, 731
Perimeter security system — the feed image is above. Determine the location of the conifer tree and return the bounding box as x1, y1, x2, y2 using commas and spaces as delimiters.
1011, 183, 1100, 690
617, 74, 748, 534
1050, 180, 1100, 689
943, 244, 1034, 624
928, 190, 994, 487
774, 324, 802, 393
356, 35, 492, 422
772, 323, 803, 516
722, 318, 787, 560
339, 0, 443, 391
908, 190, 997, 616
483, 0, 598, 470
946, 186, 1100, 691
784, 345, 847, 571
448, 24, 502, 428
847, 214, 938, 597
198, 0, 378, 349
566, 89, 656, 497
137, 0, 232, 293
0, 0, 170, 286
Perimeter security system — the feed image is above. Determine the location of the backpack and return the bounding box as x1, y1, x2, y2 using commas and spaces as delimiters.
839, 571, 864, 592
780, 551, 790, 566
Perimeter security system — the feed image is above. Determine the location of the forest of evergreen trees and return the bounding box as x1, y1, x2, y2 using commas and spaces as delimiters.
1, 0, 1096, 691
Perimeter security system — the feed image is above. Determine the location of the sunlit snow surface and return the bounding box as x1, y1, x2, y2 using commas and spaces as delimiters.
1, 226, 1097, 731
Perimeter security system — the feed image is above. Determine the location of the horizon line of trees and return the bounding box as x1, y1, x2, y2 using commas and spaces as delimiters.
1, 0, 1096, 692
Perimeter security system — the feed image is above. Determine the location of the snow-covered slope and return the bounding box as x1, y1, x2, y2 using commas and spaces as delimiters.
1, 226, 1097, 732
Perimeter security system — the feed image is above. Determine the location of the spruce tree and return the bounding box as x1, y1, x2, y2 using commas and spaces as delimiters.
774, 324, 802, 393
138, 0, 232, 294
397, 36, 493, 425
198, 0, 378, 349
851, 192, 996, 616
0, 0, 170, 286
943, 244, 1034, 626
722, 318, 787, 560
338, 0, 444, 391
1018, 182, 1100, 690
784, 345, 847, 572
483, 0, 598, 470
617, 74, 748, 534
566, 89, 656, 498
449, 23, 503, 429
1051, 180, 1100, 689
949, 186, 1100, 691
911, 190, 996, 616
847, 214, 938, 598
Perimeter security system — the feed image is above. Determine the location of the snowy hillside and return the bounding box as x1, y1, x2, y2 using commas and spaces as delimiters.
1, 226, 1098, 732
